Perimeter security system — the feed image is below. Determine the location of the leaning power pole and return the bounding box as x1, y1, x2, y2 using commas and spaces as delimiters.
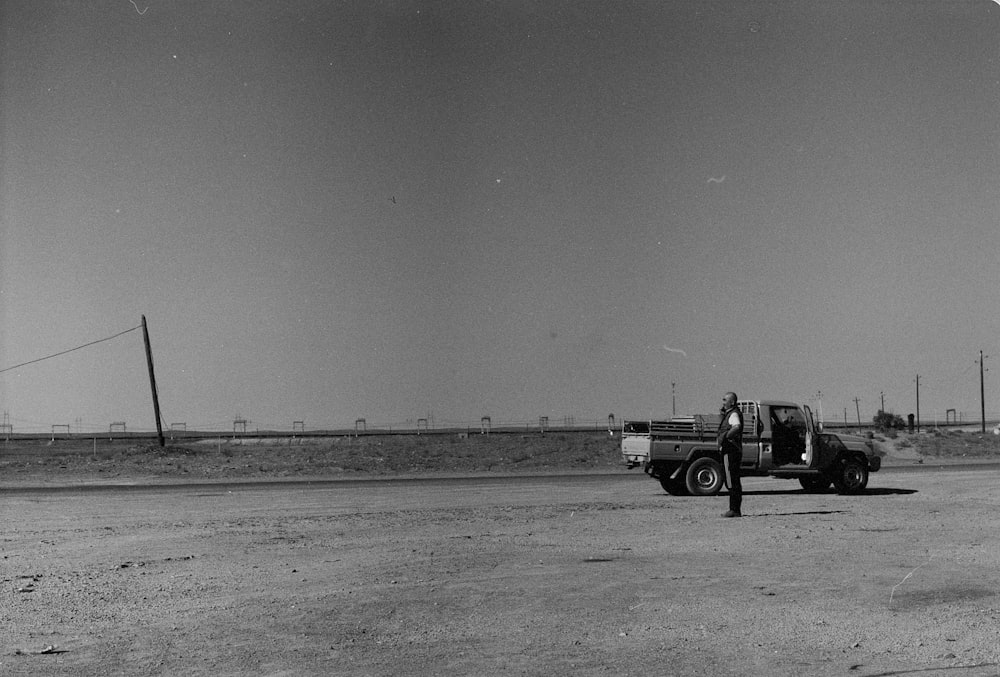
142, 315, 165, 447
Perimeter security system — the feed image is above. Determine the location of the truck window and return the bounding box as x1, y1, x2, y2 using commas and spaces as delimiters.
623, 421, 649, 434
771, 406, 806, 432
738, 402, 759, 437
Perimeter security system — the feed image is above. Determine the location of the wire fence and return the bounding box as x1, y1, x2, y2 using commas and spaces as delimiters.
4, 410, 1000, 440
0, 415, 624, 438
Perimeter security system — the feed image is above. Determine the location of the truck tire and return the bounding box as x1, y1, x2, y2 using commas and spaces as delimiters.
659, 477, 689, 496
799, 476, 832, 493
685, 457, 724, 496
832, 458, 868, 494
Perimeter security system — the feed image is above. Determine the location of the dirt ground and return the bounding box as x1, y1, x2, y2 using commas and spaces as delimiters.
2, 430, 1000, 676
3, 442, 1000, 676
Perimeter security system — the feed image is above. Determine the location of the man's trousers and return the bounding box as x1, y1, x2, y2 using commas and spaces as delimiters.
722, 451, 743, 514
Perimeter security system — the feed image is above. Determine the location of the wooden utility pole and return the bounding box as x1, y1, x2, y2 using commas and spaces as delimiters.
980, 351, 988, 434
915, 374, 921, 433
142, 315, 165, 447
853, 397, 861, 427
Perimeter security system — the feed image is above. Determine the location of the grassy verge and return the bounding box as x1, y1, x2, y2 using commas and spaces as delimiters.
909, 429, 1000, 459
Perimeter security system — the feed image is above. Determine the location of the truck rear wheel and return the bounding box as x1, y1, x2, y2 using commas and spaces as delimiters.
685, 457, 724, 496
659, 477, 689, 496
833, 458, 869, 494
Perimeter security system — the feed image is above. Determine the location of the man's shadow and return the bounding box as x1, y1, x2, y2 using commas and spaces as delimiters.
741, 487, 917, 496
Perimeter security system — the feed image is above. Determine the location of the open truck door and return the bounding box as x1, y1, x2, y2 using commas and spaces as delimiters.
803, 404, 818, 468
803, 404, 844, 471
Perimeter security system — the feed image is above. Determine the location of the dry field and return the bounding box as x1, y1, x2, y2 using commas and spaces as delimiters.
0, 430, 623, 483
2, 426, 998, 483
2, 430, 1000, 676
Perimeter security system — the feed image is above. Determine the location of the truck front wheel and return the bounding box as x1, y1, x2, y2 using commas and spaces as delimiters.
659, 477, 689, 496
685, 457, 724, 496
833, 458, 869, 494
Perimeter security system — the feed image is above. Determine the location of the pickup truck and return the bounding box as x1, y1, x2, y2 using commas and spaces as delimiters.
621, 399, 881, 495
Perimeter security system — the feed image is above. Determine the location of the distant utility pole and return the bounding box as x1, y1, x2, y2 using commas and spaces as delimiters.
880, 391, 885, 413
915, 374, 921, 433
672, 382, 676, 416
979, 351, 989, 434
853, 397, 861, 427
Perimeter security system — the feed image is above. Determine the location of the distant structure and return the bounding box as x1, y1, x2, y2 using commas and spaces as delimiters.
233, 416, 248, 436
539, 416, 548, 432
480, 416, 491, 435
169, 422, 186, 441
51, 424, 70, 440
417, 418, 428, 434
355, 418, 366, 435
109, 422, 126, 438
1, 411, 11, 440
292, 421, 305, 434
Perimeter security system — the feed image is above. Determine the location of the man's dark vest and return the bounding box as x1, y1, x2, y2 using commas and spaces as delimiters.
718, 406, 744, 453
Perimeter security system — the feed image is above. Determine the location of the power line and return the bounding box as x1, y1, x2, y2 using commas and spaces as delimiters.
0, 325, 142, 375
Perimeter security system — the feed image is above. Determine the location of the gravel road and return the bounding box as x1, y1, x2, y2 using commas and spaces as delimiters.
3, 467, 1000, 676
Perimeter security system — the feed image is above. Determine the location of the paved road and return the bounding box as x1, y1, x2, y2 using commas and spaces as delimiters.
2, 459, 997, 495
5, 463, 998, 525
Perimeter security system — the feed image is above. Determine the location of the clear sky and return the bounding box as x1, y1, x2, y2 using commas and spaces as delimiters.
1, 0, 998, 433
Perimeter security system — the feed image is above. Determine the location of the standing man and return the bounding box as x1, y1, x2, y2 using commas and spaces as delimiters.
717, 392, 744, 518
